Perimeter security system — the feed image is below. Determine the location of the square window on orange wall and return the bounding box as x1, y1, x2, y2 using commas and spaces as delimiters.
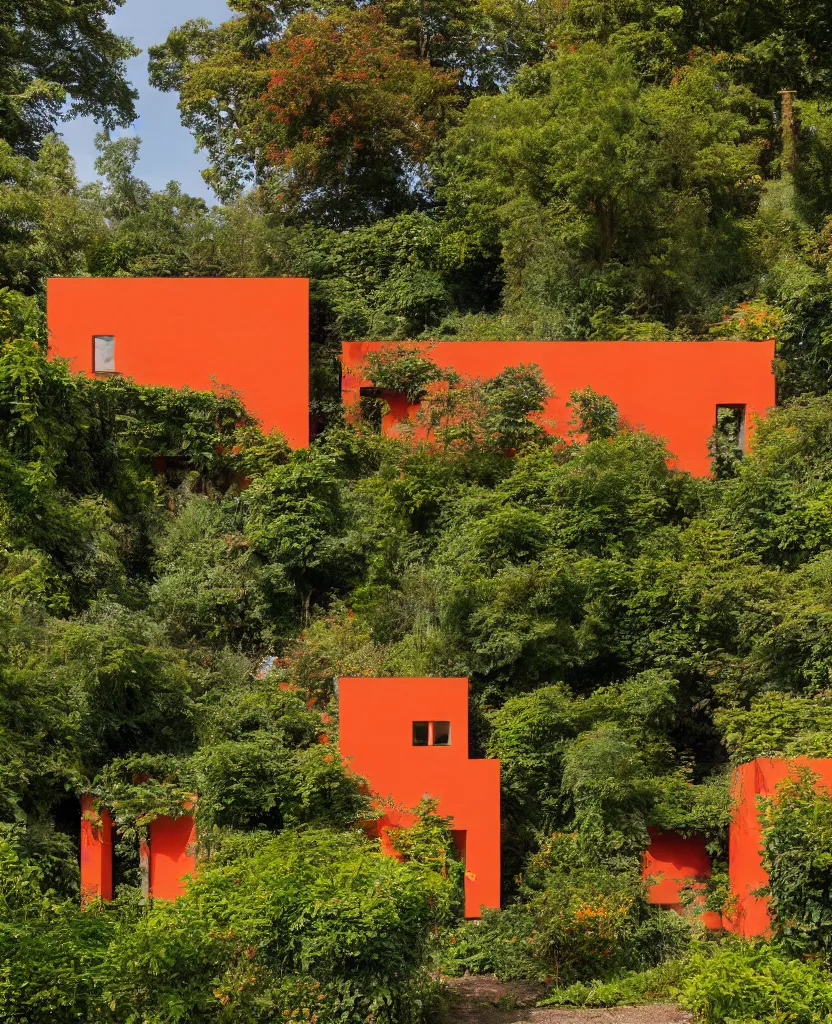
412, 722, 429, 745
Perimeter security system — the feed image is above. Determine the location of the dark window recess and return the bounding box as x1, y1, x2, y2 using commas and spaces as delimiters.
715, 405, 746, 452
711, 404, 747, 479
412, 721, 451, 746
433, 721, 451, 745
93, 335, 116, 373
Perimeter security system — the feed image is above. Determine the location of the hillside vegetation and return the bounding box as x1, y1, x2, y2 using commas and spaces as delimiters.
6, 1, 832, 1022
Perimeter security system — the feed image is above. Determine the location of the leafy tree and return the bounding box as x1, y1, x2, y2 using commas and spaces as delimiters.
0, 0, 138, 156
761, 770, 832, 959
259, 7, 455, 225
439, 45, 766, 335
0, 137, 97, 291
150, 6, 455, 223
548, 0, 832, 102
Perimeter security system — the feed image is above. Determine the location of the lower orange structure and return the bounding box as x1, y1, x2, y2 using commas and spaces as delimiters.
338, 677, 501, 918
80, 793, 113, 904
728, 758, 832, 937
341, 340, 775, 476
80, 798, 196, 903
642, 828, 721, 929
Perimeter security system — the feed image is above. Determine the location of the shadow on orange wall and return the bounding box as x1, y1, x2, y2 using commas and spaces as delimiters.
341, 340, 776, 477
338, 677, 500, 918
643, 827, 722, 929
47, 278, 310, 447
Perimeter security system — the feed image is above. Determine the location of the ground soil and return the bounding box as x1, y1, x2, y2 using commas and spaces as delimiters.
441, 976, 691, 1024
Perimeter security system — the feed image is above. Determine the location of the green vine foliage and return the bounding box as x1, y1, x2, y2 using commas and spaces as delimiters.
361, 344, 459, 403
760, 769, 832, 960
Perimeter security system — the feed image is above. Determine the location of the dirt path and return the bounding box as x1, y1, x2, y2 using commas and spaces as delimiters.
442, 976, 691, 1024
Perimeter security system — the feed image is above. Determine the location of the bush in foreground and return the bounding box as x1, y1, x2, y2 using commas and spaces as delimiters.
0, 827, 451, 1024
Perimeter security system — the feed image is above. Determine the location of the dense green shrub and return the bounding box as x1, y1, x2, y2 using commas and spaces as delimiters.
760, 770, 832, 959
436, 832, 689, 985
435, 906, 540, 980
0, 828, 450, 1024
539, 961, 685, 1007
679, 940, 832, 1023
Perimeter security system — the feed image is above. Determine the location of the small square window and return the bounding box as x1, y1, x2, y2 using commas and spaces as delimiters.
433, 721, 451, 746
93, 335, 116, 374
412, 722, 429, 746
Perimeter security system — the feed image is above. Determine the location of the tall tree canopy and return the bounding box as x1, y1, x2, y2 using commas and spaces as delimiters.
0, 0, 138, 156
438, 45, 767, 336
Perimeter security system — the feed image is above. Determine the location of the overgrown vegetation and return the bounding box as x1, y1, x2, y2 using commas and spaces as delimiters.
7, 0, 832, 1020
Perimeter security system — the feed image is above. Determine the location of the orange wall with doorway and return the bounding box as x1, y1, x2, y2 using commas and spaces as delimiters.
80, 798, 196, 904
338, 677, 500, 918
47, 278, 310, 447
341, 340, 775, 476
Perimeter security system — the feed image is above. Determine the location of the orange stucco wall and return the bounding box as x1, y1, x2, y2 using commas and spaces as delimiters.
643, 827, 721, 929
341, 340, 776, 476
80, 793, 112, 904
728, 758, 832, 937
149, 814, 197, 901
47, 278, 310, 447
338, 677, 501, 918
79, 798, 196, 904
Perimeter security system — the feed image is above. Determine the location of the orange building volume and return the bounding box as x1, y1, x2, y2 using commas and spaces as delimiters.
728, 757, 832, 937
342, 340, 775, 476
338, 677, 501, 918
47, 278, 310, 447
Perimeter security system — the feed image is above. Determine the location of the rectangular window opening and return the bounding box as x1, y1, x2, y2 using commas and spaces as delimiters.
93, 335, 116, 374
715, 404, 746, 454
412, 721, 451, 746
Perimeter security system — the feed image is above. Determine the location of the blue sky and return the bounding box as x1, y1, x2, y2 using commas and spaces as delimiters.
59, 0, 232, 202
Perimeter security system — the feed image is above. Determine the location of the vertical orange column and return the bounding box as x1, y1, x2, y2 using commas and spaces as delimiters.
80, 794, 113, 904
149, 814, 197, 900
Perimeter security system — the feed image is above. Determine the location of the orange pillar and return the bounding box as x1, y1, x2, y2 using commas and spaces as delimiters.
149, 814, 197, 900
80, 794, 113, 904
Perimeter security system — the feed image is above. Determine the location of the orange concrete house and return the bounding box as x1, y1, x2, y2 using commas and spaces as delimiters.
47, 278, 310, 447
82, 677, 502, 915
338, 677, 501, 918
342, 340, 776, 476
